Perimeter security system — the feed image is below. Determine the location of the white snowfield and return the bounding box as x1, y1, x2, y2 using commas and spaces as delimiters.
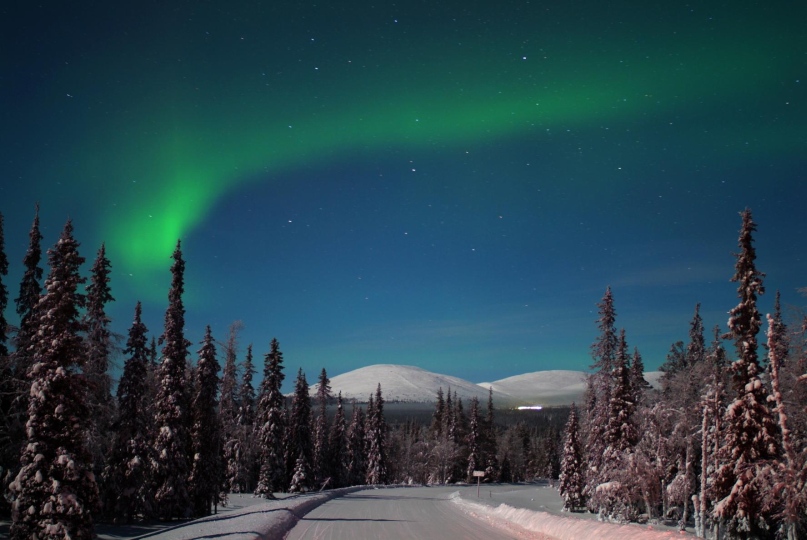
89, 483, 695, 540
311, 364, 664, 407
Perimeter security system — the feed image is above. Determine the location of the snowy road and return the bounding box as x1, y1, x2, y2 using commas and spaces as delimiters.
285, 486, 550, 540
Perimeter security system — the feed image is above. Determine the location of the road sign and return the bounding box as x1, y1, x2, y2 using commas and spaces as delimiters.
473, 471, 485, 477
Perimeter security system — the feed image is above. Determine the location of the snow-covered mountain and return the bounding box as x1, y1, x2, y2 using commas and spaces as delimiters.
312, 364, 664, 407
313, 364, 496, 404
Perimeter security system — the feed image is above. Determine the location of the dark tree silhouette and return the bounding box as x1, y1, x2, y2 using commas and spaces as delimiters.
104, 302, 154, 522
10, 220, 99, 540
254, 339, 286, 497
189, 326, 223, 517
151, 240, 192, 519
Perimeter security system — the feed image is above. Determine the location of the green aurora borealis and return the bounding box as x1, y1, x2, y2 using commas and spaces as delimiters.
2, 0, 805, 382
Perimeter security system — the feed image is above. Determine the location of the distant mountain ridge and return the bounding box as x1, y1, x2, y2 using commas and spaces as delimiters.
311, 364, 663, 407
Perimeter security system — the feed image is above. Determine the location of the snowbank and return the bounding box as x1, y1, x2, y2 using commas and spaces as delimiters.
452, 491, 695, 540
132, 487, 364, 540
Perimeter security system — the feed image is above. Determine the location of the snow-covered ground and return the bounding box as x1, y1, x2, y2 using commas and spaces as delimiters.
451, 483, 695, 540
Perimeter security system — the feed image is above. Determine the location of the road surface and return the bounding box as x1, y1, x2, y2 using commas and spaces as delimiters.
286, 486, 550, 540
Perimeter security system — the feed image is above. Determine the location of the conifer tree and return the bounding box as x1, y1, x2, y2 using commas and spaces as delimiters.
84, 244, 115, 489
629, 348, 649, 405
346, 403, 366, 486
189, 326, 222, 517
466, 396, 482, 482
254, 339, 286, 497
312, 368, 331, 487
286, 368, 313, 490
151, 240, 192, 519
5, 206, 44, 500
237, 344, 256, 492
686, 303, 706, 367
219, 322, 241, 494
10, 219, 99, 540
327, 392, 347, 488
714, 209, 780, 538
764, 312, 806, 540
483, 386, 499, 478
365, 384, 388, 485
585, 287, 617, 503
104, 302, 154, 522
13, 204, 43, 363
559, 403, 585, 511
431, 387, 445, 438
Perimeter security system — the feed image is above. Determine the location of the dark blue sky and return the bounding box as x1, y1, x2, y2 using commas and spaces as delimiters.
1, 0, 805, 385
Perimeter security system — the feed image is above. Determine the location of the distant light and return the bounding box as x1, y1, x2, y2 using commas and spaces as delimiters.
517, 405, 543, 410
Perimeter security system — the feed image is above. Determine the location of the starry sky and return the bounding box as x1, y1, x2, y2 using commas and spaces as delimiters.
1, 0, 805, 386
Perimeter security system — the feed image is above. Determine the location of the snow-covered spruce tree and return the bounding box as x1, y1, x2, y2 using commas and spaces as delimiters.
346, 403, 366, 486
286, 368, 313, 491
559, 403, 585, 511
219, 321, 241, 495
365, 384, 388, 485
254, 339, 286, 497
466, 396, 482, 482
288, 453, 309, 493
629, 348, 650, 406
483, 386, 499, 479
4, 206, 44, 506
9, 219, 100, 540
103, 302, 155, 522
713, 209, 780, 539
763, 312, 806, 540
151, 240, 192, 520
84, 243, 116, 494
593, 329, 640, 521
13, 204, 44, 372
312, 368, 332, 488
327, 392, 347, 488
237, 343, 256, 492
189, 326, 223, 517
585, 287, 618, 505
430, 387, 445, 439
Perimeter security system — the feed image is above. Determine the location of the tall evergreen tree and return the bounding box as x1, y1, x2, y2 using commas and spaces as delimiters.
237, 344, 256, 492
104, 302, 154, 522
5, 206, 44, 503
585, 287, 617, 503
714, 209, 780, 538
466, 396, 482, 482
286, 368, 313, 490
219, 322, 242, 494
312, 368, 332, 488
327, 392, 347, 488
346, 403, 366, 486
151, 240, 192, 519
365, 385, 389, 485
84, 244, 116, 489
559, 403, 585, 512
629, 348, 649, 405
14, 204, 44, 360
686, 303, 706, 367
254, 339, 286, 497
189, 326, 222, 517
10, 219, 100, 540
483, 386, 499, 478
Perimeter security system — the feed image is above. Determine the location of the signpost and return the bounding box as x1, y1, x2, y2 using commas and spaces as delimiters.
473, 470, 485, 497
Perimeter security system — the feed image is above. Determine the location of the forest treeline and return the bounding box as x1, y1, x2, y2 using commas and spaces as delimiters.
0, 206, 563, 539
0, 207, 804, 540
557, 209, 807, 540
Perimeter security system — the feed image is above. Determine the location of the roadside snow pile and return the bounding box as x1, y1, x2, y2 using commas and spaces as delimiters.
136, 487, 363, 540
451, 492, 695, 540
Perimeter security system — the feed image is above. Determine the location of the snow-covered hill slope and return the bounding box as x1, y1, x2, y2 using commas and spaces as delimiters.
312, 364, 665, 407
478, 370, 588, 407
312, 364, 497, 404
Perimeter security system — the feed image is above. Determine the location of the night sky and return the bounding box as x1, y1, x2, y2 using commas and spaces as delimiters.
1, 1, 804, 386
